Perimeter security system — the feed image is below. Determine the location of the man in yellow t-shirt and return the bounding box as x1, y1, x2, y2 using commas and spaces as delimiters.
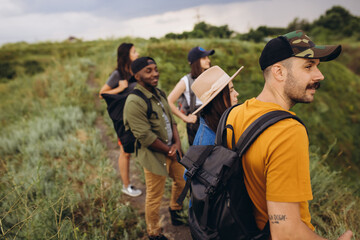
227, 30, 353, 239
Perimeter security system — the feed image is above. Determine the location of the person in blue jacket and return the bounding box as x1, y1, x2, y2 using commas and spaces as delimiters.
191, 65, 242, 145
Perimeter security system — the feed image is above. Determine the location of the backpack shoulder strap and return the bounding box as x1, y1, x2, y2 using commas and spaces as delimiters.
156, 88, 168, 101
186, 74, 197, 113
235, 110, 306, 156
130, 89, 153, 119
215, 103, 241, 146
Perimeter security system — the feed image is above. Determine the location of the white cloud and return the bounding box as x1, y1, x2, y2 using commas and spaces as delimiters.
122, 8, 197, 38
0, 0, 359, 45
0, 0, 23, 16
0, 11, 126, 43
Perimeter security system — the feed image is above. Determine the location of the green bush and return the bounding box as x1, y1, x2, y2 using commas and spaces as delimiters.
0, 62, 16, 80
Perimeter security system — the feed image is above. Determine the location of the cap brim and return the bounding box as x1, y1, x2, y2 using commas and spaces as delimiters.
295, 44, 342, 62
192, 66, 243, 115
201, 49, 215, 58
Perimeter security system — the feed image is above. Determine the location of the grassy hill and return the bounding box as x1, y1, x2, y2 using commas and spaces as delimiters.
0, 37, 359, 239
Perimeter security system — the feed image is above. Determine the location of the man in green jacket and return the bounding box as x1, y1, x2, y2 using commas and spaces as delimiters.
124, 57, 185, 240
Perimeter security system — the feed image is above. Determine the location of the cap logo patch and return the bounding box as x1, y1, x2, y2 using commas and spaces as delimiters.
292, 39, 309, 44
295, 49, 314, 58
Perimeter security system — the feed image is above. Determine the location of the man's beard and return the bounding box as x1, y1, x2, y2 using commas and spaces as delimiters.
284, 71, 321, 105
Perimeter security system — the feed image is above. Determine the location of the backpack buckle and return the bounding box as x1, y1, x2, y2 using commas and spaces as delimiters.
205, 186, 215, 195
185, 165, 199, 179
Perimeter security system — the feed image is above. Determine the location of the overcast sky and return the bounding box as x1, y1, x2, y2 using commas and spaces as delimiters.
1, 0, 359, 45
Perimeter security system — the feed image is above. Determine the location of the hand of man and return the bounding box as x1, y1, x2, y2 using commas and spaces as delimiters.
167, 145, 178, 161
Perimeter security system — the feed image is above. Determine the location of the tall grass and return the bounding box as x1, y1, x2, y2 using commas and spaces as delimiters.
310, 146, 359, 239
0, 44, 146, 239
0, 106, 145, 239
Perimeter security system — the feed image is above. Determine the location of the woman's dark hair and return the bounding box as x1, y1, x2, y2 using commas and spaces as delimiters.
116, 43, 133, 80
201, 85, 231, 133
190, 58, 211, 79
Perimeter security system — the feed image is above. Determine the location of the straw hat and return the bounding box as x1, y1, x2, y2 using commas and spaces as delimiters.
191, 65, 244, 115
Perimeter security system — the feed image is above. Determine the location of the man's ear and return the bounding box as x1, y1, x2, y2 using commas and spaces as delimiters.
134, 72, 140, 81
271, 63, 287, 82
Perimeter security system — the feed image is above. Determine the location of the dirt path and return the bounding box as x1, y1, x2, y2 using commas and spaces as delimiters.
88, 69, 192, 240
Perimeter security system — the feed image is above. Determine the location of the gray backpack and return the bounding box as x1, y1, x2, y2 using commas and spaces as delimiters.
177, 105, 306, 239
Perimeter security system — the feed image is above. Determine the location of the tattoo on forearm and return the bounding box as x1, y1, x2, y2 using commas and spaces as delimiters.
269, 214, 287, 224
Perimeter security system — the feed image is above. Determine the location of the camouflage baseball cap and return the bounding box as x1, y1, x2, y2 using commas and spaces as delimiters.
259, 30, 342, 70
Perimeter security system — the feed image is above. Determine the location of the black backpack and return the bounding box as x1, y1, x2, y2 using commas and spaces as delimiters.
176, 104, 306, 240
177, 74, 197, 115
101, 82, 167, 153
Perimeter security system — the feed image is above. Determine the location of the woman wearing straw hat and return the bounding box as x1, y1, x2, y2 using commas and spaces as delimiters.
191, 65, 243, 145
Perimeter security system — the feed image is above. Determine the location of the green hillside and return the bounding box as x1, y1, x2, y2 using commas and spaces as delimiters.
3, 1, 360, 232
0, 36, 358, 239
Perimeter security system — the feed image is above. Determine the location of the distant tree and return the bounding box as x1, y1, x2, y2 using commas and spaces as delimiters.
164, 21, 233, 39
163, 6, 359, 41
287, 18, 311, 32
193, 21, 208, 33
164, 33, 179, 39
315, 6, 351, 31
312, 6, 360, 38
238, 28, 264, 42
210, 25, 233, 38
237, 26, 286, 42
343, 18, 360, 37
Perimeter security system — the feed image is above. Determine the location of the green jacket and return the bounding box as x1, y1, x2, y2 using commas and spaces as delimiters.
123, 84, 176, 176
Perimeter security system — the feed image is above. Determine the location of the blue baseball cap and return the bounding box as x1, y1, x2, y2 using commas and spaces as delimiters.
187, 46, 215, 64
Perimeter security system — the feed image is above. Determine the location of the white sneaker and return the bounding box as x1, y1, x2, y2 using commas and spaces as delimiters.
122, 184, 142, 197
